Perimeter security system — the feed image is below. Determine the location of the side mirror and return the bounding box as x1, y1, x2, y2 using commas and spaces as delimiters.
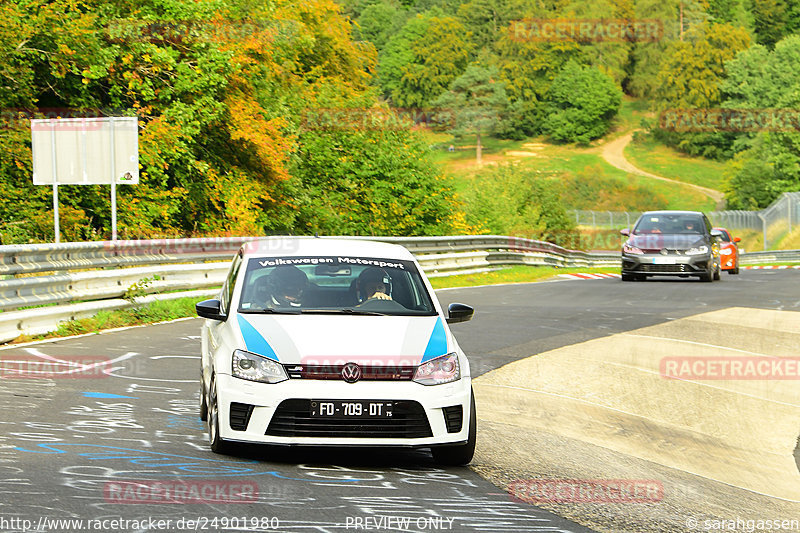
620, 228, 630, 236
196, 299, 227, 321
733, 237, 741, 243
446, 303, 474, 324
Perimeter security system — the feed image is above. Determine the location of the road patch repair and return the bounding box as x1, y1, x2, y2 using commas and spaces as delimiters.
471, 307, 800, 532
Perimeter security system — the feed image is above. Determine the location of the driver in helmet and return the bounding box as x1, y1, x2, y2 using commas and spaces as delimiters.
356, 267, 392, 302
266, 265, 308, 308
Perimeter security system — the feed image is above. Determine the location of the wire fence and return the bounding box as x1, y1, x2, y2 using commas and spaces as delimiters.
573, 192, 800, 250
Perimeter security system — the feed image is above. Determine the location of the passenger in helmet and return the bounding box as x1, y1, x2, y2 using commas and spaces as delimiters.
266, 266, 308, 308
356, 267, 392, 302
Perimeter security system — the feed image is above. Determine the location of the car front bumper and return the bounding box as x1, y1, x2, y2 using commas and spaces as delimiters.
213, 373, 473, 447
622, 253, 713, 276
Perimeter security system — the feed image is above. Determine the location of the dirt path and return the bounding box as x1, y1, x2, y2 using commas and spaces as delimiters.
601, 132, 725, 209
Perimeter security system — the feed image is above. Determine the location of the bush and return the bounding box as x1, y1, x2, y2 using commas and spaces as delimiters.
459, 164, 579, 247
542, 62, 622, 144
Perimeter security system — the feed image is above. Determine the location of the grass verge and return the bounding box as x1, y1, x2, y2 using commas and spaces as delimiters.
624, 135, 727, 192
9, 297, 200, 344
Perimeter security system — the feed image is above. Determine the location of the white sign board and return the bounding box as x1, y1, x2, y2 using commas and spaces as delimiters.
31, 117, 139, 185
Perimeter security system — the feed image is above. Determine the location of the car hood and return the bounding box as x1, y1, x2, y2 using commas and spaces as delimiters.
233, 313, 449, 366
627, 233, 707, 251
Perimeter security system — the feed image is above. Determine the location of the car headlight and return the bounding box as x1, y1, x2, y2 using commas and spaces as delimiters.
622, 243, 644, 255
719, 248, 732, 255
413, 353, 461, 386
232, 349, 288, 384
684, 245, 709, 256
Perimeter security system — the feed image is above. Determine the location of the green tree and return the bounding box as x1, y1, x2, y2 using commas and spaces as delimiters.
653, 22, 750, 157
542, 62, 622, 144
378, 11, 473, 107
355, 0, 409, 51
720, 35, 800, 208
628, 0, 681, 97
433, 65, 508, 163
751, 0, 800, 48
292, 111, 456, 235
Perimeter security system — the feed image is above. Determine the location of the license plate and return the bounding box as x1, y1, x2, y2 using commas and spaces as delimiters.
652, 257, 676, 264
310, 400, 393, 418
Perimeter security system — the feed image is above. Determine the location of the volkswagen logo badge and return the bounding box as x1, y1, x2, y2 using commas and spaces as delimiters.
341, 362, 362, 383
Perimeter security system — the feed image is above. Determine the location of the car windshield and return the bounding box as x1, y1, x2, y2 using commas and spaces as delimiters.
633, 215, 704, 235
237, 255, 437, 316
716, 231, 731, 242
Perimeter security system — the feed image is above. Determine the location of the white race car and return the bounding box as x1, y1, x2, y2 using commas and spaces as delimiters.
196, 237, 476, 465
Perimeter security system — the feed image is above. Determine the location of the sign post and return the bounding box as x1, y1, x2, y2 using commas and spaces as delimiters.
31, 116, 139, 242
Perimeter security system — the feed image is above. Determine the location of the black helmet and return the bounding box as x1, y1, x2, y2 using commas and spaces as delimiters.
268, 266, 308, 307
357, 267, 391, 301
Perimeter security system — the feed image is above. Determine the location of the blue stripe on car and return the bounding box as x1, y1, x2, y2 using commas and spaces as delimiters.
421, 317, 447, 363
237, 315, 279, 361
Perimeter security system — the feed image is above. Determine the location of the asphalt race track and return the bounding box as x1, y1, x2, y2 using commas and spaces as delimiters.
1, 269, 799, 533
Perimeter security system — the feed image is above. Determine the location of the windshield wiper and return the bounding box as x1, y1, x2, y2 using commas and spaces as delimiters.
239, 308, 302, 315
298, 308, 388, 316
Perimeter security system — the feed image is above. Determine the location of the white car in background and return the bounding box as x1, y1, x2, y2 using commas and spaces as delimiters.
196, 237, 476, 465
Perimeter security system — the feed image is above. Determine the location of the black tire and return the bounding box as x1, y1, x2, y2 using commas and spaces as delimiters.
207, 375, 233, 454
699, 268, 713, 282
730, 264, 739, 275
431, 389, 476, 466
199, 378, 208, 422
713, 266, 721, 280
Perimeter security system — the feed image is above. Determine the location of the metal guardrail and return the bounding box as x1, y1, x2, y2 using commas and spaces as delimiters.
0, 236, 795, 343
739, 250, 800, 264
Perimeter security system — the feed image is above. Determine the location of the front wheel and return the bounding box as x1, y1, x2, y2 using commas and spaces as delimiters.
431, 389, 476, 466
713, 264, 721, 280
207, 375, 233, 454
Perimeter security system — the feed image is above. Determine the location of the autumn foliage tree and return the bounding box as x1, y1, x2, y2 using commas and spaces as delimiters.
0, 0, 457, 243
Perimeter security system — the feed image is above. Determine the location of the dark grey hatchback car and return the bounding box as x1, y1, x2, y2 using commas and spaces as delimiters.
620, 211, 721, 282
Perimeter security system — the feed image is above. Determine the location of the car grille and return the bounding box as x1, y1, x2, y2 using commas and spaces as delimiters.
230, 402, 255, 431
265, 399, 433, 438
637, 264, 692, 273
442, 405, 463, 433
284, 364, 415, 381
